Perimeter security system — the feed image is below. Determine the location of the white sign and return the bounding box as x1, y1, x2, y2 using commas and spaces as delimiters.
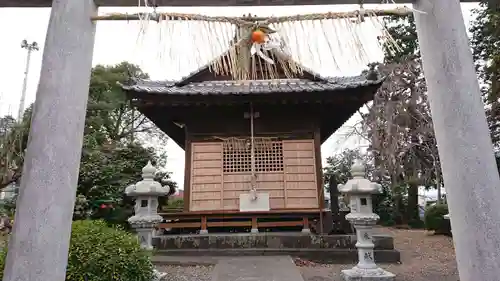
239, 193, 270, 212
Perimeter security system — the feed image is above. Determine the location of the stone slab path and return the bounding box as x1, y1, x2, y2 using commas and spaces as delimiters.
153, 255, 220, 266
211, 256, 305, 281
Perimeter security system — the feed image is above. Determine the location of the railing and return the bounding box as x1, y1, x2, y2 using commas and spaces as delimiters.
155, 208, 354, 235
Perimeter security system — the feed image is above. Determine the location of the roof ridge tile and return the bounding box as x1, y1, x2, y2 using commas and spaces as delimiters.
120, 73, 385, 95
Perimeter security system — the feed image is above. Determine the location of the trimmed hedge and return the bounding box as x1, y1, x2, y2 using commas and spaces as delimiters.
424, 204, 452, 236
0, 220, 154, 281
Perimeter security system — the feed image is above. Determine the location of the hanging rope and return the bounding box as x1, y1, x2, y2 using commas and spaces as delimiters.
249, 103, 258, 201
357, 0, 365, 23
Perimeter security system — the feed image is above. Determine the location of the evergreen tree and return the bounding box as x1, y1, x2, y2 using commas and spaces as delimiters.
470, 2, 500, 148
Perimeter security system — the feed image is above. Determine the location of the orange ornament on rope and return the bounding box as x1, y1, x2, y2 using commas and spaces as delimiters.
251, 29, 267, 44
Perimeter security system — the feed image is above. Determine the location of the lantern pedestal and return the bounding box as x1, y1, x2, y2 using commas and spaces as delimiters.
128, 221, 160, 250
341, 215, 395, 281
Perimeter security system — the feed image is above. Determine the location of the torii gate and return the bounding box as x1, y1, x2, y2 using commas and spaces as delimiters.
1, 1, 498, 281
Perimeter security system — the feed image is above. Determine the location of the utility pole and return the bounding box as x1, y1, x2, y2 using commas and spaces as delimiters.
18, 40, 39, 120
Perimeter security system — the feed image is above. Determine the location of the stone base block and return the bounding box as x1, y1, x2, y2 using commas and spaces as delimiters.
301, 228, 311, 233
341, 267, 395, 281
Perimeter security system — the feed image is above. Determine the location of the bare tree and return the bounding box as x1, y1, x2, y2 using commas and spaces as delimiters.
358, 58, 442, 224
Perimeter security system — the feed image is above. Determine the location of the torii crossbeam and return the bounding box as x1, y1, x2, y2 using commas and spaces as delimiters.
0, 0, 478, 7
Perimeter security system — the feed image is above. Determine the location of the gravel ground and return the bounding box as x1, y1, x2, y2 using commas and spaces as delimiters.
156, 265, 214, 281
299, 227, 459, 281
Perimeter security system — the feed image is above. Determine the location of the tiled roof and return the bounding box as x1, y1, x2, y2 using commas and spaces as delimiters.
120, 75, 383, 95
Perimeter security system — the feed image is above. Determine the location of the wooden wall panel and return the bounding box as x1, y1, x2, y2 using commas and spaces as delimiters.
286, 198, 318, 209
192, 160, 220, 169
223, 199, 238, 210
189, 140, 319, 212
285, 174, 316, 182
191, 183, 221, 192
283, 140, 319, 209
222, 172, 284, 210
270, 198, 285, 209
193, 152, 221, 161
192, 175, 222, 184
283, 150, 314, 159
190, 142, 224, 211
192, 200, 222, 211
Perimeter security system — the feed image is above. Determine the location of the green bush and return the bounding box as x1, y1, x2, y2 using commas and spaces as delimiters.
424, 204, 451, 235
0, 220, 154, 281
373, 184, 395, 226
162, 198, 184, 211
0, 246, 6, 280
408, 218, 425, 229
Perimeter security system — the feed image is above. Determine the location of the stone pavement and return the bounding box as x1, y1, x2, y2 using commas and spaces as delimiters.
211, 256, 305, 281
153, 255, 220, 266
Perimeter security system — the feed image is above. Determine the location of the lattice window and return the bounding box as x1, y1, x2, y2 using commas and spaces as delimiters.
222, 137, 284, 173
255, 141, 283, 172
223, 138, 251, 173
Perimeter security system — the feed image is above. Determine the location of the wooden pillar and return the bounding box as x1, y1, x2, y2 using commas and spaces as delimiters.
301, 217, 310, 233
183, 129, 192, 212
251, 217, 258, 233
313, 126, 325, 233
2, 1, 97, 281
413, 1, 500, 280
200, 216, 208, 234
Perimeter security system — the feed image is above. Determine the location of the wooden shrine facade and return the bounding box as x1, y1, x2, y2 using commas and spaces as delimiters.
187, 108, 322, 212
121, 46, 383, 232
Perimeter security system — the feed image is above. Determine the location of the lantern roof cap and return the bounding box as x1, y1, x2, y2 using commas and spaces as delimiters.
337, 159, 381, 195
125, 162, 170, 197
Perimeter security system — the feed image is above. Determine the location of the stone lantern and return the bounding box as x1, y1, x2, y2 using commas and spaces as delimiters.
125, 161, 170, 250
337, 159, 395, 281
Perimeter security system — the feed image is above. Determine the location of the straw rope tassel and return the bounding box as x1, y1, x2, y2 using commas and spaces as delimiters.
96, 7, 412, 80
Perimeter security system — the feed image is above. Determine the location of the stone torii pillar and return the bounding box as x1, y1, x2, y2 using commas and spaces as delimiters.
2, 1, 97, 281
413, 1, 500, 280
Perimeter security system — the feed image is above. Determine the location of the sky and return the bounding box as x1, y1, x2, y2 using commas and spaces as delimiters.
0, 3, 479, 195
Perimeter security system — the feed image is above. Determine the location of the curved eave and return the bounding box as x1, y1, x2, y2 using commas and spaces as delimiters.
120, 76, 384, 97
123, 79, 384, 149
